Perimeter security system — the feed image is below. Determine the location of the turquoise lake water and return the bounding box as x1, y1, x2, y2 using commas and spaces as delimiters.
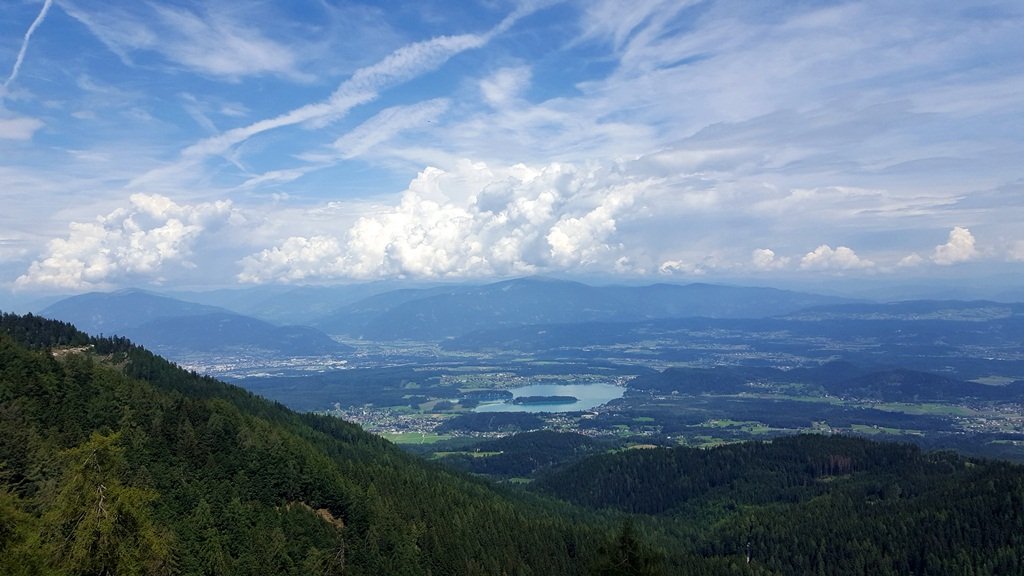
473, 382, 624, 413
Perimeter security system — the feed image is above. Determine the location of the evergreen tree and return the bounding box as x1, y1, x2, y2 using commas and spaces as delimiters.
590, 520, 665, 576
40, 432, 171, 575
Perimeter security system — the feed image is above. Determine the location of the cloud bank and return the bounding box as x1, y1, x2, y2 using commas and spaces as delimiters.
239, 160, 641, 282
17, 194, 234, 290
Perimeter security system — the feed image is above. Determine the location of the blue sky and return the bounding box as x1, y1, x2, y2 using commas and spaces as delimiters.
1, 0, 1023, 296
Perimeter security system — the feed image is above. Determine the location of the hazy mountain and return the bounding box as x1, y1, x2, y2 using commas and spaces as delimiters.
128, 312, 350, 356
168, 281, 432, 325
41, 288, 228, 335
40, 289, 348, 357
163, 285, 294, 316
317, 277, 852, 340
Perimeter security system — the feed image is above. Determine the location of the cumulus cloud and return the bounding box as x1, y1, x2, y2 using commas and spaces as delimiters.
799, 244, 873, 271
931, 226, 977, 265
658, 260, 704, 276
238, 159, 644, 282
16, 194, 233, 290
751, 248, 789, 271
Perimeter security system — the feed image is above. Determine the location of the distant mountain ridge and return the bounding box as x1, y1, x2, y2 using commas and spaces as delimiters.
37, 281, 1024, 353
40, 289, 349, 357
41, 288, 227, 335
315, 277, 854, 340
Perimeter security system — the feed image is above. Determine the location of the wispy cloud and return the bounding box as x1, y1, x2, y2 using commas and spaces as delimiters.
332, 99, 450, 159
0, 0, 52, 141
480, 66, 532, 107
58, 1, 304, 80
151, 4, 305, 80
2, 0, 52, 95
0, 116, 44, 140
130, 7, 532, 190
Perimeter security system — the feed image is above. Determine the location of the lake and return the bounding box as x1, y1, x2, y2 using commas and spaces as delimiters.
473, 382, 624, 413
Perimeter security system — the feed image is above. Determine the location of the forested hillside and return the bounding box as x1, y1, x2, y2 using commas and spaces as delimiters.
1, 313, 614, 575
534, 435, 1024, 574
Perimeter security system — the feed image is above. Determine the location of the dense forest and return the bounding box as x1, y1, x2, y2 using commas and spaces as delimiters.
0, 313, 612, 575
2, 312, 1024, 575
534, 435, 1024, 574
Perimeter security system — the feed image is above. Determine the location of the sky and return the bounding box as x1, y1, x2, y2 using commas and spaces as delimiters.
2, 0, 1023, 300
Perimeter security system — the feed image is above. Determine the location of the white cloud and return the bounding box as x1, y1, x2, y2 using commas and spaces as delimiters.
59, 2, 302, 80
0, 239, 29, 262
333, 99, 449, 159
658, 260, 705, 276
1, 0, 53, 94
236, 236, 345, 283
480, 66, 532, 107
16, 194, 234, 290
931, 226, 977, 265
1009, 241, 1024, 262
799, 244, 873, 271
238, 159, 644, 282
579, 0, 697, 53
0, 116, 43, 140
129, 10, 530, 191
751, 248, 789, 271
151, 4, 304, 80
897, 253, 924, 268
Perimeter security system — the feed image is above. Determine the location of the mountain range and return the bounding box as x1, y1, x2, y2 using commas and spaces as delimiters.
39, 289, 349, 357
31, 278, 856, 348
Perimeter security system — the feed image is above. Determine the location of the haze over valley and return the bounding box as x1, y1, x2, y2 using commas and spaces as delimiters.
22, 276, 1024, 464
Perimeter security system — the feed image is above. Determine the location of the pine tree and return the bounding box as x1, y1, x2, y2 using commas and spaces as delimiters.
40, 431, 172, 575
589, 519, 664, 576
